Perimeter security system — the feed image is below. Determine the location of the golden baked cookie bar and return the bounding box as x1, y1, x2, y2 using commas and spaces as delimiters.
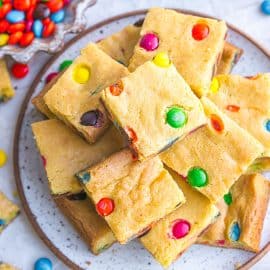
129, 8, 227, 96
76, 149, 185, 244
32, 119, 125, 195
44, 43, 129, 143
0, 192, 20, 234
161, 98, 264, 203
0, 59, 15, 103
0, 263, 18, 270
97, 25, 140, 66
208, 74, 270, 156
216, 42, 243, 75
197, 173, 270, 252
102, 58, 206, 160
140, 170, 219, 268
54, 192, 116, 254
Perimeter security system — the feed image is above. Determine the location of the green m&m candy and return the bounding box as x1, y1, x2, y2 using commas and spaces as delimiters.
223, 192, 232, 205
166, 106, 187, 128
187, 167, 208, 187
59, 60, 73, 71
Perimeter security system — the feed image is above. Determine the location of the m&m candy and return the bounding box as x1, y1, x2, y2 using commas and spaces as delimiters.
265, 119, 270, 132
210, 114, 224, 132
223, 192, 233, 205
192, 22, 210, 41
19, 32, 34, 47
76, 171, 91, 184
170, 219, 191, 239
0, 4, 12, 20
166, 106, 187, 128
109, 80, 124, 96
8, 22, 26, 34
34, 258, 53, 270
73, 65, 91, 84
0, 20, 9, 33
6, 10, 25, 24
0, 33, 9, 46
47, 0, 64, 13
261, 0, 270, 15
0, 219, 5, 226
33, 19, 43, 38
33, 4, 50, 20
80, 109, 103, 127
210, 77, 219, 93
11, 62, 29, 79
45, 72, 58, 83
140, 33, 159, 51
59, 59, 73, 71
187, 167, 208, 187
13, 0, 31, 12
42, 20, 55, 38
96, 198, 115, 216
0, 149, 7, 167
152, 52, 171, 68
226, 105, 240, 112
230, 222, 241, 241
51, 9, 65, 24
8, 31, 23, 45
125, 127, 138, 142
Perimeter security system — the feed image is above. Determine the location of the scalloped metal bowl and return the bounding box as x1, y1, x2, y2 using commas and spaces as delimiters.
0, 0, 97, 63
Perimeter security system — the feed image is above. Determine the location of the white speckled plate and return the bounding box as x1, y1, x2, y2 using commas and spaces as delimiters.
14, 10, 270, 270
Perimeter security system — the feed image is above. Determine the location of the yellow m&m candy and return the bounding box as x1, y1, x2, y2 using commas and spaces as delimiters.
0, 34, 9, 47
0, 149, 7, 167
152, 52, 171, 68
210, 77, 219, 93
73, 65, 91, 84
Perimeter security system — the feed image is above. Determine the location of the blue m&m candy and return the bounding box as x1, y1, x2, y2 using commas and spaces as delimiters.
0, 219, 6, 226
33, 20, 43, 38
261, 0, 270, 15
51, 9, 65, 24
230, 222, 241, 241
34, 258, 52, 270
6, 10, 25, 24
265, 119, 270, 132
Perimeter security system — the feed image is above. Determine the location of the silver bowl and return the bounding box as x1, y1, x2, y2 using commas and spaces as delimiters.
0, 0, 97, 63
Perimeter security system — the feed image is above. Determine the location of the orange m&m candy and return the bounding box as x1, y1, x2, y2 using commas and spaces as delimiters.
96, 198, 115, 216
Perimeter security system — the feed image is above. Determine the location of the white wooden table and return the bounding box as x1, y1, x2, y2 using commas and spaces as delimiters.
0, 0, 269, 269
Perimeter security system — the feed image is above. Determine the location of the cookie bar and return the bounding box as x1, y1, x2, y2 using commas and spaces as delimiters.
32, 73, 61, 119
32, 119, 125, 195
129, 8, 227, 96
0, 59, 15, 103
161, 98, 264, 202
0, 192, 20, 234
197, 173, 270, 252
97, 25, 141, 66
0, 263, 18, 270
208, 74, 270, 156
54, 192, 116, 254
140, 169, 219, 268
44, 43, 129, 143
216, 42, 243, 75
101, 56, 206, 160
76, 149, 185, 244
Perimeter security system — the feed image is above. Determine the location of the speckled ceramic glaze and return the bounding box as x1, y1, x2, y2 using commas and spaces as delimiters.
15, 11, 270, 270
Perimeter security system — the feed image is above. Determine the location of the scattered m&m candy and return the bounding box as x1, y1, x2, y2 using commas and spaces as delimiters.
210, 77, 219, 93
11, 62, 29, 79
261, 0, 270, 15
80, 109, 104, 127
223, 192, 232, 205
152, 52, 171, 68
192, 22, 210, 41
166, 106, 187, 129
0, 33, 9, 46
229, 222, 241, 241
59, 59, 73, 71
51, 9, 65, 24
33, 19, 43, 38
0, 219, 6, 226
226, 105, 240, 112
265, 119, 270, 132
96, 198, 115, 216
140, 33, 159, 51
109, 80, 124, 96
76, 171, 91, 184
170, 219, 191, 239
6, 10, 25, 24
45, 72, 58, 84
187, 167, 208, 187
0, 149, 7, 167
34, 257, 52, 270
210, 114, 224, 132
73, 65, 91, 84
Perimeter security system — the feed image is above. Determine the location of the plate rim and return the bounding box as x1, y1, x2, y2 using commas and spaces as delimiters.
13, 9, 270, 270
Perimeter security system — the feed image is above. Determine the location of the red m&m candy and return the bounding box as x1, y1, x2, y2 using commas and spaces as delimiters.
210, 114, 224, 132
7, 22, 25, 34
0, 4, 12, 19
46, 0, 64, 13
12, 62, 29, 79
46, 72, 58, 84
96, 198, 115, 216
192, 23, 210, 41
8, 31, 23, 45
13, 0, 31, 11
19, 32, 34, 47
42, 20, 55, 38
0, 20, 9, 33
170, 219, 191, 239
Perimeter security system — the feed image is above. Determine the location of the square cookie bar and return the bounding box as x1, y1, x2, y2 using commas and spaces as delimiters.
0, 59, 15, 103
44, 43, 129, 143
129, 8, 227, 96
32, 119, 125, 195
0, 192, 20, 234
76, 149, 185, 244
102, 57, 206, 160
161, 98, 264, 203
208, 74, 270, 156
0, 263, 18, 270
54, 192, 116, 254
140, 169, 219, 268
98, 25, 141, 66
216, 42, 243, 75
197, 173, 270, 252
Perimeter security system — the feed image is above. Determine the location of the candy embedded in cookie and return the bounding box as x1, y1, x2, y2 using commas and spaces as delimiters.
44, 43, 129, 143
197, 173, 270, 252
76, 149, 185, 244
102, 57, 206, 160
129, 8, 227, 96
161, 98, 264, 203
208, 74, 270, 156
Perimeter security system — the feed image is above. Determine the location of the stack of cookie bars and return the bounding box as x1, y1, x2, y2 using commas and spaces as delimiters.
31, 8, 270, 268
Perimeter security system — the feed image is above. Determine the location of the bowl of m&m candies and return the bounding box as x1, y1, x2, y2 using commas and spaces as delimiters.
0, 0, 97, 63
